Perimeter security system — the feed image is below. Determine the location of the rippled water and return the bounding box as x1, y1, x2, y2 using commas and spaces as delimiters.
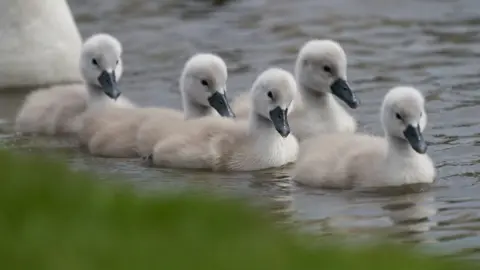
2, 0, 480, 260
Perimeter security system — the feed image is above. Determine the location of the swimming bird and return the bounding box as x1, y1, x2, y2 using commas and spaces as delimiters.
232, 39, 359, 141
87, 53, 235, 158
68, 33, 136, 146
293, 86, 435, 189
148, 67, 299, 172
14, 33, 133, 136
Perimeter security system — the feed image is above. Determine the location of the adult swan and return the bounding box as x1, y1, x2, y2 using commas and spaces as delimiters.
0, 0, 82, 90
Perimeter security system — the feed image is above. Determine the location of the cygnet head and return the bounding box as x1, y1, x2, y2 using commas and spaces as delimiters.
250, 68, 296, 137
180, 53, 234, 118
80, 33, 123, 100
295, 39, 359, 108
381, 86, 428, 154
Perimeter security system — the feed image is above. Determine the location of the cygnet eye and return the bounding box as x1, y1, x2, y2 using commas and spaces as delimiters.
92, 58, 98, 66
116, 59, 119, 65
201, 79, 209, 86
323, 66, 332, 73
267, 91, 273, 99
395, 113, 403, 120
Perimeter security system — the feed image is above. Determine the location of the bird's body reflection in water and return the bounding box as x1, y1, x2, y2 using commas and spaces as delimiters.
289, 184, 438, 243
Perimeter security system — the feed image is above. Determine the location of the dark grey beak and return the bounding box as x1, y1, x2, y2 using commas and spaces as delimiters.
330, 78, 359, 109
403, 124, 427, 154
208, 91, 235, 118
98, 70, 121, 100
269, 106, 290, 137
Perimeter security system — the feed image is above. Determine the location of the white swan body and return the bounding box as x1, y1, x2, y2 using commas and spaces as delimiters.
232, 40, 359, 141
87, 53, 234, 158
14, 84, 87, 135
13, 32, 134, 136
132, 53, 234, 157
149, 67, 299, 172
0, 0, 82, 89
294, 86, 435, 189
68, 33, 135, 146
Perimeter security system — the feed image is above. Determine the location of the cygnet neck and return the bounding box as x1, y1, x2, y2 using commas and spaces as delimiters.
298, 83, 332, 108
386, 134, 418, 157
86, 83, 113, 108
248, 112, 279, 137
182, 97, 212, 119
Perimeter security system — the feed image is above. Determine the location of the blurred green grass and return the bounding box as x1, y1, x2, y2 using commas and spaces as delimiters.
0, 150, 475, 270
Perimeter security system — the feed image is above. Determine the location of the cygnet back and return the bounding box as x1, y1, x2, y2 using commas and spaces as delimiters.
294, 86, 435, 189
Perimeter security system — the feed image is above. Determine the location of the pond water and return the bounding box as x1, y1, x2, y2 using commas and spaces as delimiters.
1, 0, 480, 260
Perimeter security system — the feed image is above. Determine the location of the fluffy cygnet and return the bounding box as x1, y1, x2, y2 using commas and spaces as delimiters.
70, 33, 135, 146
148, 67, 299, 172
88, 53, 234, 158
14, 33, 133, 136
232, 39, 359, 141
294, 86, 435, 189
133, 53, 234, 157
14, 83, 88, 135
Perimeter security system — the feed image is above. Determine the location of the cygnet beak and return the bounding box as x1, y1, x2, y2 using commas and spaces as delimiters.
403, 124, 427, 154
208, 91, 235, 118
98, 70, 121, 100
330, 78, 359, 109
269, 106, 290, 137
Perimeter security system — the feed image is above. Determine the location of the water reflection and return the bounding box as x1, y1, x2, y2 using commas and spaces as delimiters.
383, 191, 438, 238
290, 186, 436, 237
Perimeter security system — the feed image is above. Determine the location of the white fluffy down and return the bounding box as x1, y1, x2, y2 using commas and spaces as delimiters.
14, 33, 132, 136
14, 84, 87, 135
294, 86, 435, 189
149, 67, 300, 172
87, 53, 231, 158
231, 39, 357, 141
